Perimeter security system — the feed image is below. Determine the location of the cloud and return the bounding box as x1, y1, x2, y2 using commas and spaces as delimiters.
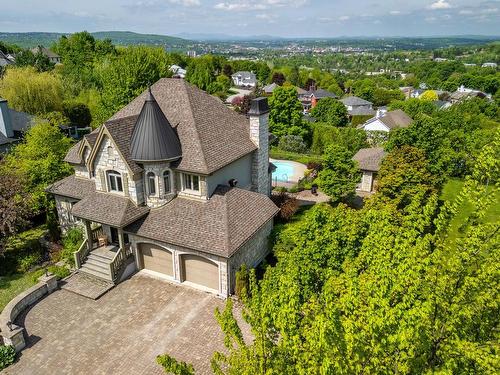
169, 0, 200, 6
390, 10, 401, 15
339, 15, 350, 21
215, 0, 307, 11
429, 0, 451, 10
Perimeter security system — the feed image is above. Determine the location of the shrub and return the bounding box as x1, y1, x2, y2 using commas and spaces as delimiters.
17, 252, 42, 273
157, 354, 194, 375
1, 227, 46, 276
0, 345, 16, 370
306, 161, 323, 171
62, 102, 92, 128
279, 197, 299, 221
235, 264, 250, 300
60, 227, 83, 266
278, 135, 308, 153
31, 265, 70, 282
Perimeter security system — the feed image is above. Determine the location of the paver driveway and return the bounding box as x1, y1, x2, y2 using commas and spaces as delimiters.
5, 273, 235, 375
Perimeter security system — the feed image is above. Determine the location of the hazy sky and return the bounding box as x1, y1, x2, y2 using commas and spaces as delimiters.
0, 0, 499, 37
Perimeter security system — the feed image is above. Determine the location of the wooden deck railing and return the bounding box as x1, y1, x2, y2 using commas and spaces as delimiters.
74, 239, 89, 269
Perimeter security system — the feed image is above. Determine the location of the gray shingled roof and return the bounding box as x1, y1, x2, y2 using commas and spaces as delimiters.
130, 89, 182, 162
353, 147, 386, 172
310, 88, 337, 99
46, 175, 95, 200
110, 79, 257, 175
340, 96, 373, 106
71, 191, 149, 228
350, 107, 376, 116
64, 141, 83, 164
125, 186, 279, 257
378, 109, 412, 129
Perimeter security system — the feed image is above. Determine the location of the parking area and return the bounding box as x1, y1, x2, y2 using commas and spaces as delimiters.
5, 273, 241, 375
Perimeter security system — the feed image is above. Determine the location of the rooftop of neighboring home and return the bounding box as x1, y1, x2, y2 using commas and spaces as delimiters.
263, 82, 278, 94
308, 88, 337, 99
0, 50, 14, 67
30, 45, 60, 59
360, 109, 413, 130
353, 147, 386, 172
340, 95, 373, 107
232, 71, 256, 79
0, 98, 34, 147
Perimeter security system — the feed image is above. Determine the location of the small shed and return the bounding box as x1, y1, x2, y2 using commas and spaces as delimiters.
352, 147, 386, 192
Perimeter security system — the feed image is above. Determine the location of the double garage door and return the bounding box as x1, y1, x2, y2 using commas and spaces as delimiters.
138, 243, 219, 291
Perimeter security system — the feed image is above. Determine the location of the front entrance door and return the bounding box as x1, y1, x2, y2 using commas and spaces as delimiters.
110, 227, 119, 244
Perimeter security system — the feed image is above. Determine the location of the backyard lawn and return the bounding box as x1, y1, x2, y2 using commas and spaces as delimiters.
440, 178, 500, 244
0, 272, 38, 313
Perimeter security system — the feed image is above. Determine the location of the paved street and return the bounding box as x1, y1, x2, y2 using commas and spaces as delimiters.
5, 274, 239, 375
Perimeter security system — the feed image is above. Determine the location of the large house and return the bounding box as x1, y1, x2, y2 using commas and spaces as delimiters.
231, 71, 257, 87
358, 109, 412, 132
340, 96, 375, 117
48, 79, 279, 297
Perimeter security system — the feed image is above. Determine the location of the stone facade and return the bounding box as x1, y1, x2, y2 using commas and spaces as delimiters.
227, 219, 273, 293
142, 162, 177, 208
94, 136, 144, 205
249, 112, 270, 195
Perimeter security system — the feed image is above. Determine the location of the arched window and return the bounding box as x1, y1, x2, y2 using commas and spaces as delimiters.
147, 172, 156, 196
107, 170, 123, 192
163, 170, 171, 194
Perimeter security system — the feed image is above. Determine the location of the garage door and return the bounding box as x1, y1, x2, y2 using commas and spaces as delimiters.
182, 254, 219, 290
139, 243, 173, 276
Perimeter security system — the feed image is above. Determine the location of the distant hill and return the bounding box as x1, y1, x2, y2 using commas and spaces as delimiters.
0, 31, 190, 49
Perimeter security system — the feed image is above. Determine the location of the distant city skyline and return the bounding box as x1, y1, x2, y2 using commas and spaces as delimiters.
0, 0, 499, 38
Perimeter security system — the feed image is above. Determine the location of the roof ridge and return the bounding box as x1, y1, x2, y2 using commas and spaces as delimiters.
182, 81, 210, 173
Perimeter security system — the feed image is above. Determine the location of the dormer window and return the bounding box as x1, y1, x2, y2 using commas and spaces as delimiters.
147, 172, 156, 196
182, 173, 199, 192
163, 170, 171, 194
107, 170, 123, 192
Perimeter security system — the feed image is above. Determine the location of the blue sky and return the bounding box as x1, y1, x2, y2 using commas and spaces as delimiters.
0, 0, 499, 37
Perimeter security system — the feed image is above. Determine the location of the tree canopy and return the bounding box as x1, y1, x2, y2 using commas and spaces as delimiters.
310, 97, 349, 126
268, 86, 309, 140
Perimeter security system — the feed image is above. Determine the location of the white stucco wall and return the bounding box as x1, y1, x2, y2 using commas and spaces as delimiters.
363, 119, 390, 132
206, 154, 252, 196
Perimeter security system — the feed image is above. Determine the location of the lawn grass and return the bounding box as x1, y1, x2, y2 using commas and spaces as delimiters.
0, 272, 38, 313
440, 178, 500, 244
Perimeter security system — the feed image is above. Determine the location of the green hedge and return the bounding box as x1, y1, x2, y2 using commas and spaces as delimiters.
0, 345, 16, 370
270, 147, 324, 165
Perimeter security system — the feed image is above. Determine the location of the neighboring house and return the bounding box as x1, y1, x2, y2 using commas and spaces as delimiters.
0, 50, 14, 67
450, 85, 490, 104
231, 71, 257, 87
358, 109, 413, 132
263, 82, 278, 95
482, 62, 497, 68
30, 45, 61, 64
0, 98, 33, 154
47, 79, 279, 298
340, 96, 375, 117
169, 64, 186, 78
299, 87, 337, 112
353, 147, 386, 193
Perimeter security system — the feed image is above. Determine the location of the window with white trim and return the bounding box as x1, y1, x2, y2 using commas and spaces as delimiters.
147, 172, 156, 196
107, 170, 123, 192
163, 170, 171, 194
182, 173, 200, 192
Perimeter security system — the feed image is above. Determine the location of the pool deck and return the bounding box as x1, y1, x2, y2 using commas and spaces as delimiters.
270, 158, 308, 185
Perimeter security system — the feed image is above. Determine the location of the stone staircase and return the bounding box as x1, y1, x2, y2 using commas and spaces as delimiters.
79, 246, 117, 282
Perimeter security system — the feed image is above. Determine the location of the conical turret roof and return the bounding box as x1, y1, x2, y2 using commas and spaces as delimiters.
130, 88, 182, 162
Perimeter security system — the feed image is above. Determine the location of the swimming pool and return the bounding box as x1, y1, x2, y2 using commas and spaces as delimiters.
271, 159, 307, 183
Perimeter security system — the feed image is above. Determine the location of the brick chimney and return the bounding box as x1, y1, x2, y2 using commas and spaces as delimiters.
248, 97, 270, 195
0, 99, 13, 138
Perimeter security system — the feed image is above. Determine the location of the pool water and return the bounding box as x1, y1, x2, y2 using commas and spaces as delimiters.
272, 161, 296, 182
